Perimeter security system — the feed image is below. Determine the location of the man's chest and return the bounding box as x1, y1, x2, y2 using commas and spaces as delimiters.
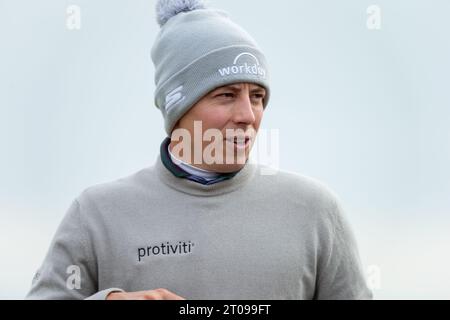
96, 204, 318, 299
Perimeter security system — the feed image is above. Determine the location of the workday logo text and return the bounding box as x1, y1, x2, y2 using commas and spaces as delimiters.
218, 52, 267, 79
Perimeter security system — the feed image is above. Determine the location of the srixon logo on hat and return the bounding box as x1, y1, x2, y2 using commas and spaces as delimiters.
218, 52, 267, 79
165, 85, 186, 114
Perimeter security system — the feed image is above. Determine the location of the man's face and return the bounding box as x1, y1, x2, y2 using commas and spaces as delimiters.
170, 82, 267, 173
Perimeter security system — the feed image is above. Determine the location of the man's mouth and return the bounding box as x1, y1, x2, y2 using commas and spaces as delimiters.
224, 136, 251, 149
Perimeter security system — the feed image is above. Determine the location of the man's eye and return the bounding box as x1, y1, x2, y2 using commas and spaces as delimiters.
218, 93, 235, 98
252, 94, 265, 102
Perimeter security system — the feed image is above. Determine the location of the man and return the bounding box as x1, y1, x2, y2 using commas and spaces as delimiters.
26, 0, 372, 300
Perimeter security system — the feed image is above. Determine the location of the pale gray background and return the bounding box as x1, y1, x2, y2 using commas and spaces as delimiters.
1, 0, 449, 299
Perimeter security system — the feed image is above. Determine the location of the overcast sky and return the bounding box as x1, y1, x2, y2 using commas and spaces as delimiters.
1, 0, 449, 299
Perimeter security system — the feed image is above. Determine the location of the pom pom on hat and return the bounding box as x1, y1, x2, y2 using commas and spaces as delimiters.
156, 0, 207, 27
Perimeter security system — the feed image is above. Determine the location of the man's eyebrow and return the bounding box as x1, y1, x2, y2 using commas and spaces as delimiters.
215, 85, 242, 92
216, 85, 266, 93
251, 87, 266, 93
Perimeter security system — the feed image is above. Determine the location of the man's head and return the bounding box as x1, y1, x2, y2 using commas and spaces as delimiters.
169, 82, 267, 173
152, 0, 271, 171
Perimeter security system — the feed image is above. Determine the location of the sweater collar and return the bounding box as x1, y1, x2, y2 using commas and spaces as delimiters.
156, 137, 257, 196
160, 137, 242, 185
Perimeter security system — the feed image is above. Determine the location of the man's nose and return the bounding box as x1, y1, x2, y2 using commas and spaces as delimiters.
231, 94, 256, 125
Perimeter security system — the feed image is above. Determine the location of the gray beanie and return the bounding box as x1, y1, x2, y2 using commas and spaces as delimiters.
151, 0, 271, 136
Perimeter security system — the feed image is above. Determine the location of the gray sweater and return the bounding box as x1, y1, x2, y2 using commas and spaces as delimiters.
26, 154, 372, 300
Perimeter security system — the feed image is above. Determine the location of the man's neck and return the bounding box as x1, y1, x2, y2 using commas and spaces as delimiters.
168, 143, 221, 180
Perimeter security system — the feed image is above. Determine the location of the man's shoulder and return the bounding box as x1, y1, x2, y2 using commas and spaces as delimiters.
252, 163, 341, 210
252, 164, 346, 230
75, 165, 157, 205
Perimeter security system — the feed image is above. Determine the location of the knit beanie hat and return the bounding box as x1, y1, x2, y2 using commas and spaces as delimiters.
151, 0, 271, 136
